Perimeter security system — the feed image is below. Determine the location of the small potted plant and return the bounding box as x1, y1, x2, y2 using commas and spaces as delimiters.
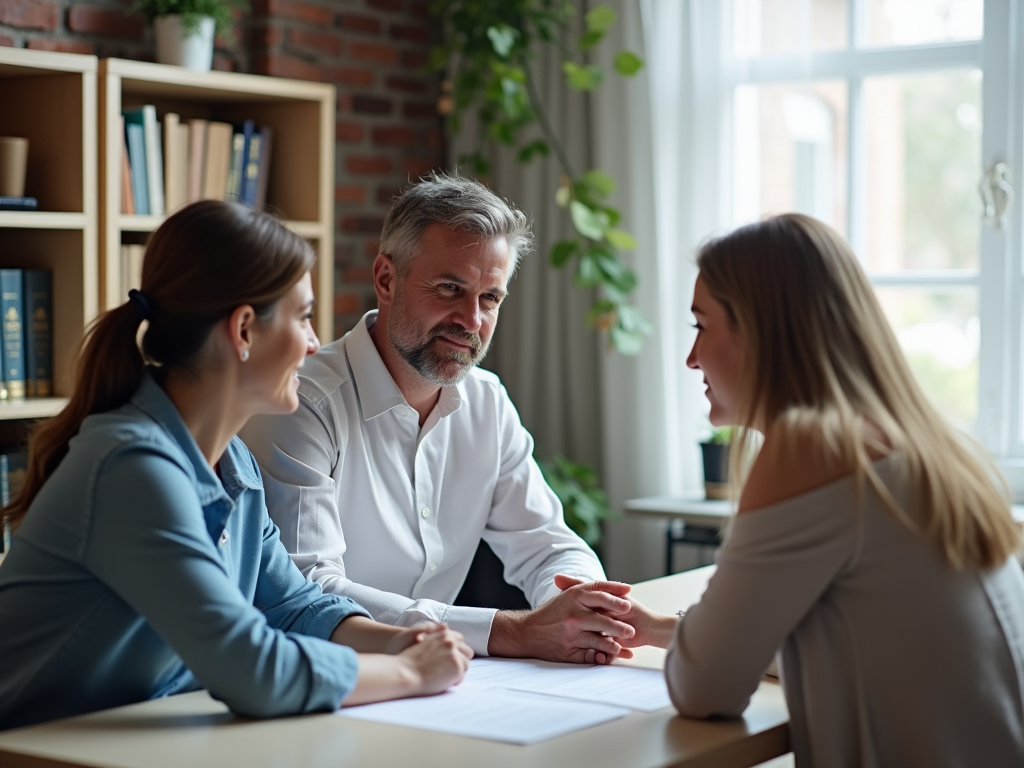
132, 0, 248, 71
700, 426, 732, 500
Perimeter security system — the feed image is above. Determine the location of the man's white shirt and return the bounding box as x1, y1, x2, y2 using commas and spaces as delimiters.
240, 311, 605, 655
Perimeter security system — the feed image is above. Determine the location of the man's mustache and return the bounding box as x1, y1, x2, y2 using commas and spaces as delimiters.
429, 324, 482, 355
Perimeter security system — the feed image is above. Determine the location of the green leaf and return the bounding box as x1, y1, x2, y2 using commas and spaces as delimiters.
576, 253, 603, 287
617, 303, 654, 335
570, 200, 610, 239
614, 51, 644, 76
579, 29, 604, 51
605, 228, 637, 250
550, 239, 579, 267
486, 24, 517, 57
580, 170, 616, 199
585, 298, 617, 325
517, 139, 550, 164
563, 62, 604, 91
610, 325, 645, 356
586, 6, 617, 33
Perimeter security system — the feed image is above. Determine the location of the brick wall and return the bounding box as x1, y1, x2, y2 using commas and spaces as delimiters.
0, 0, 446, 338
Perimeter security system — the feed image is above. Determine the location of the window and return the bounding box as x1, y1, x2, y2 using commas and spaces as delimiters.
718, 0, 1024, 483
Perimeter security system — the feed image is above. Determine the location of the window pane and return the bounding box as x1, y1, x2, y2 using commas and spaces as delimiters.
863, 71, 981, 273
875, 287, 978, 427
734, 81, 848, 234
734, 0, 848, 56
866, 0, 983, 47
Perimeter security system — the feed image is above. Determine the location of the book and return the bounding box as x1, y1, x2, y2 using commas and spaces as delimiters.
163, 112, 189, 214
254, 125, 273, 211
121, 244, 145, 294
125, 122, 149, 215
23, 270, 52, 398
0, 197, 38, 211
124, 106, 165, 217
186, 118, 208, 203
227, 120, 255, 204
203, 121, 233, 201
0, 270, 25, 400
241, 130, 262, 207
0, 450, 24, 555
119, 116, 135, 215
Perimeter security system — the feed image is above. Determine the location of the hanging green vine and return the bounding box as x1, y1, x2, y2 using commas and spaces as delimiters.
429, 1, 652, 355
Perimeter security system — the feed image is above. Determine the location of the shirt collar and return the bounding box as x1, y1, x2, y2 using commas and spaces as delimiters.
129, 370, 257, 506
347, 310, 464, 421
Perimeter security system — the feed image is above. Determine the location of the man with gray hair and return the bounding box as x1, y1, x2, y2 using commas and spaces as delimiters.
241, 173, 636, 664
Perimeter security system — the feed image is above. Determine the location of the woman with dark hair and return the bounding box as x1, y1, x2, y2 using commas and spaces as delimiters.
0, 200, 471, 731
563, 213, 1024, 766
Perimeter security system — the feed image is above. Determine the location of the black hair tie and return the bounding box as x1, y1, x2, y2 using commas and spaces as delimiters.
128, 289, 153, 320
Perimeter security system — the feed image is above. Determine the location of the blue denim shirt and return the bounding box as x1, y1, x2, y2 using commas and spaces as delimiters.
0, 372, 369, 731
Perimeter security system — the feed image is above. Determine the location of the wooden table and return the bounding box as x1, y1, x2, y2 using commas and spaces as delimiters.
0, 567, 790, 768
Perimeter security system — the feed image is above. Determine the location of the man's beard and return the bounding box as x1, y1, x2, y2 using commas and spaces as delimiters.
387, 295, 492, 386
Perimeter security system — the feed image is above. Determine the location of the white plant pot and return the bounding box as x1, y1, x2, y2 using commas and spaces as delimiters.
154, 15, 215, 72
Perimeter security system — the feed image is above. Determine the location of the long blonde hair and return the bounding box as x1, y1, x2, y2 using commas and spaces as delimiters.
697, 213, 1018, 570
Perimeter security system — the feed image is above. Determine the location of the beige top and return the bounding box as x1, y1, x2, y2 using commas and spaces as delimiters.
666, 454, 1024, 767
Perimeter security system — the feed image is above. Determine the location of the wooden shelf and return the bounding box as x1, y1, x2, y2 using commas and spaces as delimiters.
100, 59, 336, 340
0, 212, 88, 230
0, 397, 67, 420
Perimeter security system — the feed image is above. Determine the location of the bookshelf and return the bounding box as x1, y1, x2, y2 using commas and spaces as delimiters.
99, 59, 337, 341
0, 48, 99, 426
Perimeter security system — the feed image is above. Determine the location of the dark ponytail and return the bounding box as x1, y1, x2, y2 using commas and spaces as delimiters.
2, 200, 315, 531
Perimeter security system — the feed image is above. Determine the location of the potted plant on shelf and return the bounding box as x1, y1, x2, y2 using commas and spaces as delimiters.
700, 426, 732, 500
132, 0, 248, 72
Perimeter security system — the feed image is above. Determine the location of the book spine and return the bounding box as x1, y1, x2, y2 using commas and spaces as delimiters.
125, 122, 149, 215
23, 270, 52, 398
241, 132, 262, 207
0, 270, 25, 400
226, 130, 245, 202
186, 119, 208, 204
144, 106, 165, 217
254, 126, 273, 211
0, 455, 8, 554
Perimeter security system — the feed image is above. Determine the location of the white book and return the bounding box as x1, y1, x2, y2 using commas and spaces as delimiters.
163, 113, 188, 214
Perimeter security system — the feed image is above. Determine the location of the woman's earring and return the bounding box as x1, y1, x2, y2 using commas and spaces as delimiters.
241, 349, 250, 362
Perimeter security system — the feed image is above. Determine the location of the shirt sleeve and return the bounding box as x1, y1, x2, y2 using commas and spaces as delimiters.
84, 445, 361, 719
664, 494, 856, 718
241, 395, 502, 656
481, 385, 607, 608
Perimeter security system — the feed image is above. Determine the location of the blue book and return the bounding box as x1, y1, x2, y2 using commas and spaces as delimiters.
226, 120, 254, 203
241, 129, 262, 207
125, 122, 149, 215
24, 270, 52, 398
0, 270, 25, 399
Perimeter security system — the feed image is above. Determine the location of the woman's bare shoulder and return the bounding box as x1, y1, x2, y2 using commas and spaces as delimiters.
738, 415, 889, 513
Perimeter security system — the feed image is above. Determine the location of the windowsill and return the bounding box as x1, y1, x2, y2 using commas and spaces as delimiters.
996, 459, 1024, 503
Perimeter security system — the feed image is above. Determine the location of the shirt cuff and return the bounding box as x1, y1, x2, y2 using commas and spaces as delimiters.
288, 634, 361, 711
299, 594, 374, 641
439, 604, 499, 657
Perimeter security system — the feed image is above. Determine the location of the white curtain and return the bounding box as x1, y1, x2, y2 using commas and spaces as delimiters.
452, 1, 730, 581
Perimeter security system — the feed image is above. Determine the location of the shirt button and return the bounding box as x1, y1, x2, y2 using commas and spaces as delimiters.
219, 531, 229, 547
422, 507, 430, 518
429, 563, 437, 572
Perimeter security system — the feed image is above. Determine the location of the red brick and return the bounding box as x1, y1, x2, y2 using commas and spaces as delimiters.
338, 12, 380, 35
401, 49, 428, 69
409, 1, 430, 18
402, 100, 437, 120
335, 185, 367, 203
0, 0, 57, 31
346, 155, 393, 175
251, 24, 283, 48
27, 37, 94, 53
344, 267, 373, 283
213, 53, 235, 71
385, 75, 426, 94
252, 53, 320, 82
67, 4, 144, 38
336, 121, 365, 142
372, 126, 415, 146
366, 0, 401, 11
350, 40, 398, 66
404, 158, 440, 177
424, 128, 442, 151
288, 27, 340, 56
377, 186, 402, 206
352, 94, 392, 115
0, 34, 14, 46
364, 238, 380, 259
334, 292, 363, 315
255, 0, 333, 26
323, 64, 373, 86
389, 23, 430, 44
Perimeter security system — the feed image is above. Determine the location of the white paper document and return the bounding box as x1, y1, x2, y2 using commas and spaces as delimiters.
337, 684, 628, 745
466, 657, 673, 712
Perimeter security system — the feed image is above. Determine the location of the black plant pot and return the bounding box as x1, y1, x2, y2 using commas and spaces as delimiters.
700, 442, 730, 500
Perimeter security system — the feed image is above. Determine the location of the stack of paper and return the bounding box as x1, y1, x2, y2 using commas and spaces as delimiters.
337, 658, 671, 745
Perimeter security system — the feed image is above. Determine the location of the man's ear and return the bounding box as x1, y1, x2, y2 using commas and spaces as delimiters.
226, 304, 257, 362
373, 253, 398, 307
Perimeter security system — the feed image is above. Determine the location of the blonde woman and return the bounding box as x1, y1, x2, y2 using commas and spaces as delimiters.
591, 214, 1024, 766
